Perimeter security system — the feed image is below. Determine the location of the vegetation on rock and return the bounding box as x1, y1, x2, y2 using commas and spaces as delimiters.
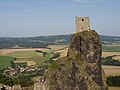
107, 76, 120, 87
47, 30, 107, 90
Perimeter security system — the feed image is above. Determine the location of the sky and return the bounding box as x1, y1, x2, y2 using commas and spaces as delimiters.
0, 0, 120, 37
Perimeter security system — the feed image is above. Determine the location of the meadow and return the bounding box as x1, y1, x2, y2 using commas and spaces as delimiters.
0, 56, 14, 69
102, 45, 120, 52
7, 50, 41, 58
0, 48, 53, 68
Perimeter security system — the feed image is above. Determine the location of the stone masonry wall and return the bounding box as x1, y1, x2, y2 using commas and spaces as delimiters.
76, 16, 90, 32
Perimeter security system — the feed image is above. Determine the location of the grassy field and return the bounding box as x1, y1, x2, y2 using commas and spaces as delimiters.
6, 50, 42, 58
0, 56, 14, 69
0, 48, 53, 68
0, 48, 49, 55
102, 45, 120, 52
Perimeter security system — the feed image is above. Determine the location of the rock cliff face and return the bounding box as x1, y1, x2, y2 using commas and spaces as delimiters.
46, 30, 107, 90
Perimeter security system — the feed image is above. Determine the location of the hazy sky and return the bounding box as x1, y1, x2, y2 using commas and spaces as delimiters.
0, 0, 120, 37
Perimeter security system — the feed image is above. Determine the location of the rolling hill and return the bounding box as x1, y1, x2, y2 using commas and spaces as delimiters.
0, 34, 120, 49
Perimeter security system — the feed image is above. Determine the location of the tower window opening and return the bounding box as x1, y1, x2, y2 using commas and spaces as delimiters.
82, 19, 84, 21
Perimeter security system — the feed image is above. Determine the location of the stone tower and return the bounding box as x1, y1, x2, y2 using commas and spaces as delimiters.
76, 16, 90, 32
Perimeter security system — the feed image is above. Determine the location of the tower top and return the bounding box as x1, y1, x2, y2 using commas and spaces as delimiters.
75, 16, 90, 32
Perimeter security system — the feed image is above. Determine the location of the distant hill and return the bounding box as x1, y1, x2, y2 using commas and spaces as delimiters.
100, 35, 120, 41
0, 34, 120, 49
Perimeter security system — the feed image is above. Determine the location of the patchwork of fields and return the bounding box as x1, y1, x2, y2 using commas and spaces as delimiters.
0, 46, 69, 68
0, 45, 120, 89
0, 48, 53, 68
0, 45, 120, 74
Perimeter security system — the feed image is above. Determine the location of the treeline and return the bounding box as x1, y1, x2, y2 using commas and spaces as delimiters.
102, 55, 120, 66
1, 34, 120, 49
0, 75, 17, 86
0, 75, 34, 87
0, 38, 49, 49
35, 50, 48, 57
107, 76, 120, 86
100, 35, 120, 41
0, 35, 71, 49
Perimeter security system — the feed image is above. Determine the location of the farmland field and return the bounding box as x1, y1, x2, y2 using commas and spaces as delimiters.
109, 87, 120, 90
47, 45, 68, 50
102, 66, 120, 76
0, 45, 120, 76
0, 48, 53, 67
102, 52, 120, 58
54, 48, 68, 59
102, 52, 120, 61
6, 50, 42, 58
14, 60, 36, 66
102, 45, 120, 52
0, 56, 14, 68
0, 48, 49, 55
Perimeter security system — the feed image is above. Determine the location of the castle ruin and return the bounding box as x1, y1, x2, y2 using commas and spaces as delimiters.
76, 16, 90, 32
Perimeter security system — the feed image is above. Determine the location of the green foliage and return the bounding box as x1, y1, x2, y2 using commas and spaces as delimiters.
10, 60, 15, 68
50, 52, 60, 60
102, 56, 120, 66
0, 75, 34, 87
43, 52, 48, 57
49, 62, 61, 71
107, 76, 120, 87
35, 50, 48, 57
0, 56, 14, 69
0, 75, 15, 86
18, 75, 34, 87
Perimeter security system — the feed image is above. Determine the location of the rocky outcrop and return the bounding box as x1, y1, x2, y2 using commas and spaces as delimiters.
34, 82, 46, 90
46, 30, 107, 90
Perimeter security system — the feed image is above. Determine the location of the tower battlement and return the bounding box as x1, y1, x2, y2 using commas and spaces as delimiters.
76, 16, 90, 32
